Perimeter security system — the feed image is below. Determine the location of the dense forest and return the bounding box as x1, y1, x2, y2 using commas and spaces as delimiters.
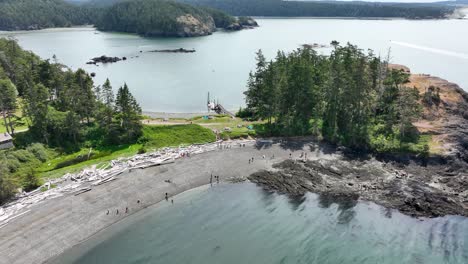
0, 38, 142, 202
181, 0, 455, 19
96, 0, 215, 37
242, 43, 425, 154
95, 0, 257, 37
0, 0, 97, 30
0, 0, 253, 37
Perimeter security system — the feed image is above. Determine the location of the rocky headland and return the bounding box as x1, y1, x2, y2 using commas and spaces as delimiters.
249, 67, 468, 218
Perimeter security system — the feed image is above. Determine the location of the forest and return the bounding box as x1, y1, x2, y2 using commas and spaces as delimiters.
181, 0, 455, 19
0, 0, 97, 30
95, 0, 224, 37
0, 0, 248, 34
0, 0, 458, 31
0, 38, 142, 202
242, 43, 426, 154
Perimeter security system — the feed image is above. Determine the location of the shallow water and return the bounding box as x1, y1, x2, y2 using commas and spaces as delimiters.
50, 183, 468, 264
1, 18, 468, 112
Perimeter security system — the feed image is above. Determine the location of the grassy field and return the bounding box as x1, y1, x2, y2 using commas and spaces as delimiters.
0, 101, 29, 134
36, 124, 216, 179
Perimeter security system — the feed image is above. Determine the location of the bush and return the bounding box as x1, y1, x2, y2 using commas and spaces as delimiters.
236, 107, 255, 119
26, 143, 49, 162
10, 149, 36, 163
138, 147, 147, 154
22, 170, 41, 192
0, 163, 17, 204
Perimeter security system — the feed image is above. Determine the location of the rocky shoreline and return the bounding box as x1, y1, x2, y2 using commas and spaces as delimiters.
248, 151, 468, 218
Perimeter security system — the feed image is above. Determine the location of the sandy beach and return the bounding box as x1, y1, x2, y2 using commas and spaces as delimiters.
0, 139, 330, 264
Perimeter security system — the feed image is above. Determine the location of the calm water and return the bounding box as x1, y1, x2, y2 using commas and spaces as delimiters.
50, 183, 468, 264
1, 18, 468, 112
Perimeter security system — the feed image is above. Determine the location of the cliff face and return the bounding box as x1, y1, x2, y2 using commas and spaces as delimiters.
175, 14, 215, 37
391, 65, 468, 161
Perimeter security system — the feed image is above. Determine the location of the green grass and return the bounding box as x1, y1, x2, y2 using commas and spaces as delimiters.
36, 124, 216, 179
190, 114, 233, 124
142, 124, 216, 148
220, 127, 256, 140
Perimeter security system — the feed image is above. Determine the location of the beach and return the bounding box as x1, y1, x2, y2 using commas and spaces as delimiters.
0, 139, 331, 264
1, 137, 467, 264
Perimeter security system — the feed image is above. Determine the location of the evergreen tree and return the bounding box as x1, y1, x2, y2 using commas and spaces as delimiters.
0, 79, 17, 134
115, 83, 142, 143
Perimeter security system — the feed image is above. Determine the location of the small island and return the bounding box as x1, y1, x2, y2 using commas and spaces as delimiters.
148, 48, 196, 53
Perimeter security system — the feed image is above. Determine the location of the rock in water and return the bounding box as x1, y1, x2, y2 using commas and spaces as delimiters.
87, 55, 122, 65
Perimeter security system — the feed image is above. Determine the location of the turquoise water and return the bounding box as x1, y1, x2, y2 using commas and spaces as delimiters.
50, 183, 468, 264
2, 18, 468, 112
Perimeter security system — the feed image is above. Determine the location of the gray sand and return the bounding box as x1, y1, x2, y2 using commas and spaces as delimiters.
0, 140, 330, 264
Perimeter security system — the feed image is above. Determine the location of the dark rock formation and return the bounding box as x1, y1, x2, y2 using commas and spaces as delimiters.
148, 48, 196, 53
87, 55, 122, 65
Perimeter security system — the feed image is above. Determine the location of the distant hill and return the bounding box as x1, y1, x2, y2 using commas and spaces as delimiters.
0, 0, 96, 30
0, 0, 255, 36
95, 0, 257, 37
180, 0, 456, 19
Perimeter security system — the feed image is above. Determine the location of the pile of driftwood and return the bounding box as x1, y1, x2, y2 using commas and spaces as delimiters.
0, 140, 254, 228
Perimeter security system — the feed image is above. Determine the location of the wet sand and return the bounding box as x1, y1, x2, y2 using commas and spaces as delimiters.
0, 139, 330, 264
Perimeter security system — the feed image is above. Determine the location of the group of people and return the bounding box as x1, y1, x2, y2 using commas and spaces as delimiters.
210, 174, 220, 184
107, 199, 141, 216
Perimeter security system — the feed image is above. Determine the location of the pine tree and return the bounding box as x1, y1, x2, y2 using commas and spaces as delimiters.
0, 79, 17, 135
115, 83, 142, 143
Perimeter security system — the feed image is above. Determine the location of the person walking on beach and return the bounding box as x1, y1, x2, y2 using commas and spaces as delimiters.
125, 207, 129, 213
210, 173, 213, 184
116, 209, 119, 215
165, 193, 169, 201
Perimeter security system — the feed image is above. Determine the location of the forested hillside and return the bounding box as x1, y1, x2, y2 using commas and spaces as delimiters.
242, 43, 425, 153
96, 0, 256, 37
0, 0, 96, 30
0, 38, 142, 202
181, 0, 455, 19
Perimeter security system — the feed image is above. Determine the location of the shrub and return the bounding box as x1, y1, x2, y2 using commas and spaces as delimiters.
10, 149, 36, 163
26, 143, 49, 162
137, 147, 147, 154
22, 170, 41, 192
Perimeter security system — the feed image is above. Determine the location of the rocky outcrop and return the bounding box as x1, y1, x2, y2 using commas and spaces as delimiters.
148, 48, 196, 53
175, 14, 215, 37
249, 157, 468, 218
225, 17, 259, 31
87, 55, 122, 65
389, 65, 468, 162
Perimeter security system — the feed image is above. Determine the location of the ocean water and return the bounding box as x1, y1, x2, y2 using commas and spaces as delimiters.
2, 18, 468, 112
50, 182, 468, 264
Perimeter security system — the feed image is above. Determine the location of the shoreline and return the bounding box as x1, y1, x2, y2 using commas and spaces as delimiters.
0, 138, 467, 263
0, 139, 321, 264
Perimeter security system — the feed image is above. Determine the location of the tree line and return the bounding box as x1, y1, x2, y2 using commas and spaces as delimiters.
182, 0, 454, 19
242, 43, 423, 152
0, 0, 245, 34
0, 0, 98, 31
0, 38, 142, 201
